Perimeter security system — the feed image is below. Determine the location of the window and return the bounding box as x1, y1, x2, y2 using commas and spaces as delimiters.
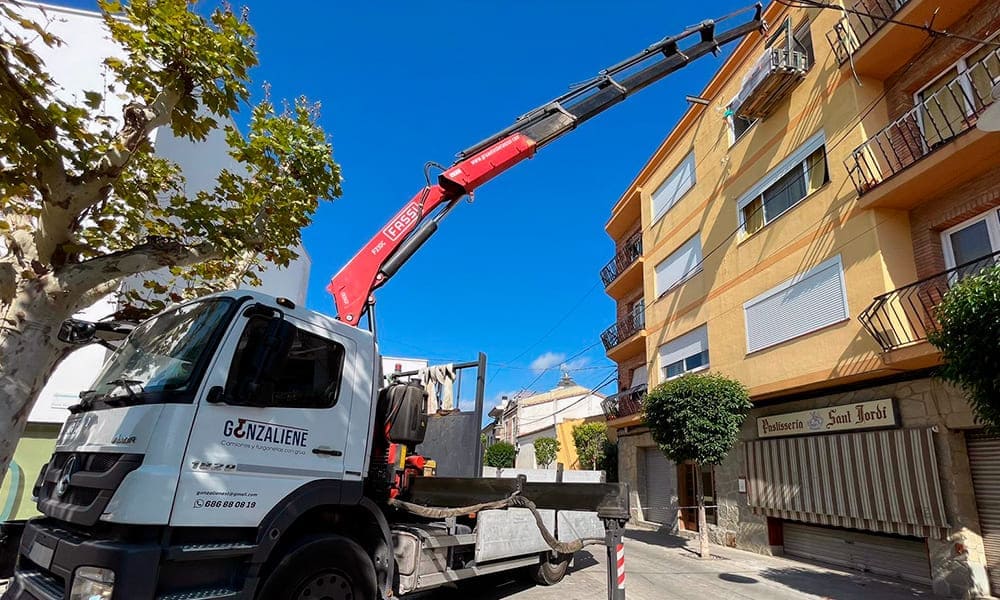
737, 131, 828, 236
941, 209, 1000, 279
744, 255, 848, 353
651, 152, 696, 223
227, 320, 346, 408
793, 21, 814, 68
658, 325, 709, 381
630, 365, 648, 388
654, 233, 703, 295
916, 39, 1000, 147
732, 115, 757, 142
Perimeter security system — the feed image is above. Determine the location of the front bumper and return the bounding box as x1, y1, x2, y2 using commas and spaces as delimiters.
3, 519, 159, 600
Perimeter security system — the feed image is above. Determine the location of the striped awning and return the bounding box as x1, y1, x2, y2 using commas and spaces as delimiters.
745, 428, 950, 539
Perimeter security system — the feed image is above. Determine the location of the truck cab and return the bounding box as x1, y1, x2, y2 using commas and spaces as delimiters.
8, 291, 390, 599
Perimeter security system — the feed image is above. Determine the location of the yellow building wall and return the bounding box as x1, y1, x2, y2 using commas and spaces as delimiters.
622, 4, 920, 398
554, 416, 606, 470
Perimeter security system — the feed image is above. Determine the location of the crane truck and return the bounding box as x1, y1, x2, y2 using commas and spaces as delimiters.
3, 7, 764, 600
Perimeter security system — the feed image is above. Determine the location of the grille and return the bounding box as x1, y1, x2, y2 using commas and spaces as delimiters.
37, 451, 142, 526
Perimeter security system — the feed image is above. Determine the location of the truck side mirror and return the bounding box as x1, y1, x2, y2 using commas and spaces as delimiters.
58, 319, 97, 345
231, 317, 297, 406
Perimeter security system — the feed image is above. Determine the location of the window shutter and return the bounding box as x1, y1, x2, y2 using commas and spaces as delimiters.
735, 130, 826, 213
651, 152, 696, 222
744, 256, 848, 353
631, 365, 648, 387
654, 233, 703, 295
658, 326, 709, 376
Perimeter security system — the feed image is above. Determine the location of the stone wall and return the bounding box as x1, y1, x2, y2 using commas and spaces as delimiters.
617, 429, 677, 530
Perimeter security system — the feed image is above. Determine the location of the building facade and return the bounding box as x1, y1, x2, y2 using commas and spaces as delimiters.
600, 1, 1000, 597
486, 372, 606, 470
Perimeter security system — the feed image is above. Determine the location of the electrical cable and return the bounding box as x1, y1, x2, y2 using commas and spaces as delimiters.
775, 0, 1000, 47
516, 368, 619, 427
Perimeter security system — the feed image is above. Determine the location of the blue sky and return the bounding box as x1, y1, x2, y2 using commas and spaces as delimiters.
59, 0, 759, 413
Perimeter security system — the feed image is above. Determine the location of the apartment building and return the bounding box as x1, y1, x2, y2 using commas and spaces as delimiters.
600, 1, 1000, 597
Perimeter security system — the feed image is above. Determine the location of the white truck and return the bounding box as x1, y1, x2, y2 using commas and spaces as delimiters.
2, 10, 764, 600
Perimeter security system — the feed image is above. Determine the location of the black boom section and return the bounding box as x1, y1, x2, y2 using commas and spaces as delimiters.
403, 477, 630, 520
456, 4, 764, 159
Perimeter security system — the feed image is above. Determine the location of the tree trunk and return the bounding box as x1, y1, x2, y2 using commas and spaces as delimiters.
0, 279, 78, 488
695, 462, 711, 560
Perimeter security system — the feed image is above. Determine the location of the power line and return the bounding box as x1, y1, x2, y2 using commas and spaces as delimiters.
516, 368, 619, 427
508, 340, 605, 397
775, 0, 1000, 47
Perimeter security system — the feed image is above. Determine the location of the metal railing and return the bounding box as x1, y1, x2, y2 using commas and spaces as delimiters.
600, 232, 643, 287
826, 0, 911, 63
846, 46, 1000, 195
858, 250, 1000, 352
601, 384, 648, 420
600, 308, 645, 351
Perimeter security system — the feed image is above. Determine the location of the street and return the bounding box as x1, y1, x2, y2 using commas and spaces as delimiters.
410, 528, 932, 600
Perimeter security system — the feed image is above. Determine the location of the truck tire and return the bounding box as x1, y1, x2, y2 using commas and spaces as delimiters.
257, 534, 377, 600
528, 552, 571, 585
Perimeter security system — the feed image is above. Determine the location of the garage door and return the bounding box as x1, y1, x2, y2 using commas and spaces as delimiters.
784, 522, 930, 585
642, 448, 675, 525
967, 432, 1000, 593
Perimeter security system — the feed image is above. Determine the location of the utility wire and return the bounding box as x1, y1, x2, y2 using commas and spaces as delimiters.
516, 368, 620, 427
775, 0, 1000, 47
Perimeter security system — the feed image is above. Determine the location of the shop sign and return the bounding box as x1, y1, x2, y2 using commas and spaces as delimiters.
756, 398, 898, 439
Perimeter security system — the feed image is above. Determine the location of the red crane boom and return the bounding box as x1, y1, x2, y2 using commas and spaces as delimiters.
327, 5, 765, 325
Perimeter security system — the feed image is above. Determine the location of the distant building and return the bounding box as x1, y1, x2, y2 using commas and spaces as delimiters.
488, 369, 605, 470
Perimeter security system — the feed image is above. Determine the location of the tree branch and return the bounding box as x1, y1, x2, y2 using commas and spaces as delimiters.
70, 277, 121, 315
0, 261, 15, 305
59, 236, 216, 292
35, 84, 184, 265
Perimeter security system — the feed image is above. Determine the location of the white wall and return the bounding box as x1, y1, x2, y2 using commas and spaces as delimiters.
516, 427, 556, 469
517, 393, 605, 438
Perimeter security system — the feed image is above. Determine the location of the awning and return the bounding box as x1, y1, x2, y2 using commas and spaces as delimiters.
745, 428, 949, 539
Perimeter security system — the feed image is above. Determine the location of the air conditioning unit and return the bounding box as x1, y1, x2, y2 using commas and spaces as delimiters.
731, 47, 809, 120
730, 18, 810, 121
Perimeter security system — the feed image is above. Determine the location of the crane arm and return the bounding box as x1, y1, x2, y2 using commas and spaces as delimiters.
328, 5, 765, 325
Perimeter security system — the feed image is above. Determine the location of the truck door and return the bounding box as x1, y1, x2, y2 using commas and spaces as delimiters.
171, 308, 356, 527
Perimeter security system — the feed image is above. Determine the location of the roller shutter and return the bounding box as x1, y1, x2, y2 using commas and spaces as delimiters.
967, 432, 1000, 593
642, 448, 675, 526
783, 522, 930, 585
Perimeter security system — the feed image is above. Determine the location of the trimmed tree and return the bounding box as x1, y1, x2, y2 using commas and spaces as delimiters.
572, 422, 608, 470
484, 441, 516, 469
0, 0, 340, 481
928, 265, 1000, 430
532, 436, 560, 469
643, 372, 751, 559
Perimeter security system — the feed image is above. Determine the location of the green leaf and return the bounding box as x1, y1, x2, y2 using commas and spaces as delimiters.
83, 91, 102, 110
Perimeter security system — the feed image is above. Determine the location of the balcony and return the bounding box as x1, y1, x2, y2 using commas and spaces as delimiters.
601, 232, 643, 298
846, 47, 1000, 209
602, 384, 647, 422
601, 308, 646, 361
858, 250, 1000, 356
826, 0, 980, 79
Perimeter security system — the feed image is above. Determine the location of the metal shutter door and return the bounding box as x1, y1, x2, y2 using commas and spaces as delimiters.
642, 448, 675, 525
784, 523, 930, 585
967, 432, 1000, 593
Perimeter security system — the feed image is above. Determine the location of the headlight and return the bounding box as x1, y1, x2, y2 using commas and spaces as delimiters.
69, 566, 115, 600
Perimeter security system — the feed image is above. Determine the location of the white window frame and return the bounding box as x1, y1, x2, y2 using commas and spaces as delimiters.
742, 254, 849, 353
735, 130, 826, 237
657, 325, 710, 382
650, 151, 696, 224
653, 232, 703, 297
940, 209, 1000, 270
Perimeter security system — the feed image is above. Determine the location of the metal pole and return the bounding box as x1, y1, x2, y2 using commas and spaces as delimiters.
605, 519, 626, 600
473, 352, 487, 475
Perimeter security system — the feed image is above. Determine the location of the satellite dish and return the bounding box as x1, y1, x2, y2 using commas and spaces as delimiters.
977, 82, 1000, 132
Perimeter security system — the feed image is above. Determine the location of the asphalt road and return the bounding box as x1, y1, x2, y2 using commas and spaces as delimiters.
407, 528, 933, 600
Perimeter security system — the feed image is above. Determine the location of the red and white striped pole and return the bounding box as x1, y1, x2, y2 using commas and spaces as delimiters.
605, 519, 626, 600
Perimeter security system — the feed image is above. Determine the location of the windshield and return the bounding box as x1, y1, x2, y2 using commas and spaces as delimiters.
83, 298, 237, 409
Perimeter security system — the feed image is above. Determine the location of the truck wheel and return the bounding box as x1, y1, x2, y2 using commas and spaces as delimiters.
528, 552, 571, 585
257, 534, 377, 600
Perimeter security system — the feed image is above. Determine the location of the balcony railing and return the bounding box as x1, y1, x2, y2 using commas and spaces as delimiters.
846, 46, 1000, 195
601, 384, 648, 420
601, 232, 642, 287
601, 308, 645, 351
858, 250, 1000, 352
826, 0, 910, 63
